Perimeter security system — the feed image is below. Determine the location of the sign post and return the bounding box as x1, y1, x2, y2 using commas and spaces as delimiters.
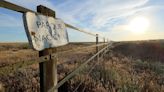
37, 5, 58, 92
23, 5, 69, 92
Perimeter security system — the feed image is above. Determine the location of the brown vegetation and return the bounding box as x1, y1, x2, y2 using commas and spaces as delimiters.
0, 41, 164, 92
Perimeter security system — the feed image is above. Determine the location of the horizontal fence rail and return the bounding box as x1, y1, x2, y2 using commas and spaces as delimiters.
65, 23, 96, 37
0, 0, 35, 13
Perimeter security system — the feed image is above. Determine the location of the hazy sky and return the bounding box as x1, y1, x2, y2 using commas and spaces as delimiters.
0, 0, 164, 42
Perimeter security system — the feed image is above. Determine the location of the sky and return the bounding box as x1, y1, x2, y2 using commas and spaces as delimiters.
0, 0, 164, 42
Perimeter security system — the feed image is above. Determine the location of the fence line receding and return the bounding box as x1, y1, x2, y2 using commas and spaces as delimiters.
0, 1, 113, 92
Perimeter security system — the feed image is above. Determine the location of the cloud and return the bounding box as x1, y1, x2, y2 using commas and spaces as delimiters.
4, 0, 149, 29
89, 0, 149, 27
3, 0, 164, 41
53, 0, 151, 39
54, 0, 149, 27
112, 25, 129, 32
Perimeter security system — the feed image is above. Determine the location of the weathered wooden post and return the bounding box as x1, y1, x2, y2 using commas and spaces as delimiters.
107, 39, 109, 50
23, 6, 68, 90
96, 34, 99, 61
25, 4, 67, 92
103, 37, 105, 48
37, 5, 58, 92
96, 34, 99, 52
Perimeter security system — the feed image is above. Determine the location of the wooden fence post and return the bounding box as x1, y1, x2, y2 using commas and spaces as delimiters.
96, 34, 99, 61
103, 37, 105, 48
37, 5, 57, 92
96, 34, 99, 52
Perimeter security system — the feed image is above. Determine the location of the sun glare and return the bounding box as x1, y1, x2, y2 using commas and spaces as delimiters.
128, 16, 150, 34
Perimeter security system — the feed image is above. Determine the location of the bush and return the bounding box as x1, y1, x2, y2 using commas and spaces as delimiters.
134, 60, 164, 75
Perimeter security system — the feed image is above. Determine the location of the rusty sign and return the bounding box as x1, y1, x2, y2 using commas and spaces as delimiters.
23, 12, 69, 51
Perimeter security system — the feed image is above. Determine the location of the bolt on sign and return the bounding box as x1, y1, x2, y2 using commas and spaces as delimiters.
23, 12, 69, 51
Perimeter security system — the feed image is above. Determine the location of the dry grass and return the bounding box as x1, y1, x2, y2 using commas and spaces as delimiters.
0, 41, 164, 92
0, 42, 96, 92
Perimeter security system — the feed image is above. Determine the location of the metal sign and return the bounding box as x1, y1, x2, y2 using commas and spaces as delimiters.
23, 12, 69, 51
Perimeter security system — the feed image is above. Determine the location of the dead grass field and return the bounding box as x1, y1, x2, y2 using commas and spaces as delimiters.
0, 42, 97, 92
0, 41, 164, 92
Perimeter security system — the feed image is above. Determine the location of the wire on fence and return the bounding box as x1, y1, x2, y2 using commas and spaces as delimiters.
73, 60, 98, 92
57, 43, 108, 54
0, 43, 109, 76
80, 52, 107, 92
72, 50, 107, 92
52, 43, 112, 90
0, 55, 50, 76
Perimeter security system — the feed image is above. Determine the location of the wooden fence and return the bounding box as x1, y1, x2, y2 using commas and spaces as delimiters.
0, 1, 113, 92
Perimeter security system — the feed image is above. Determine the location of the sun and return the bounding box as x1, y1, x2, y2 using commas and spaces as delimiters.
128, 16, 150, 34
